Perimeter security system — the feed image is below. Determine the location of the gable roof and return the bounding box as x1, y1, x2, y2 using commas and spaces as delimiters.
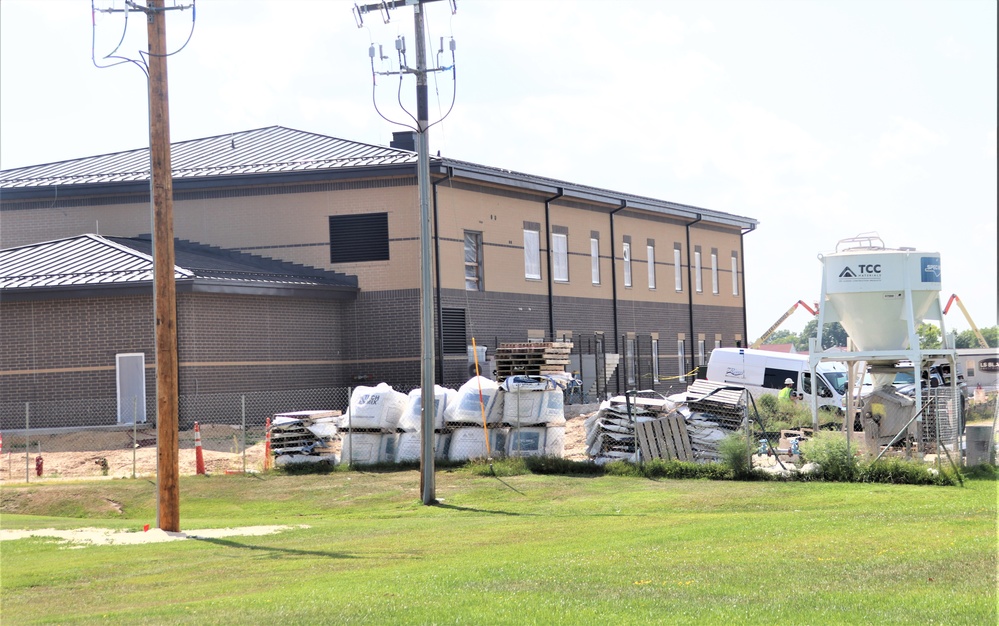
0, 233, 358, 301
0, 125, 757, 229
0, 126, 415, 190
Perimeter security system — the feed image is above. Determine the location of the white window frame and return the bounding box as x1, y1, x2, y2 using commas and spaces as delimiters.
647, 244, 656, 290
711, 252, 719, 295
590, 237, 600, 285
524, 229, 541, 280
623, 242, 632, 288
731, 253, 739, 296
674, 248, 682, 292
677, 340, 687, 382
652, 339, 660, 381
552, 232, 569, 283
694, 251, 703, 293
698, 339, 706, 366
464, 231, 483, 291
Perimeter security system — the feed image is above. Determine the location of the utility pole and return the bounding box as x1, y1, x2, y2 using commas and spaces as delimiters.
146, 0, 180, 532
354, 0, 456, 505
94, 0, 194, 532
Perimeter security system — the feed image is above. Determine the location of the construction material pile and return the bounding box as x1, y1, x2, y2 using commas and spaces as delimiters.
583, 395, 680, 464
677, 380, 750, 463
583, 380, 749, 465
494, 342, 572, 383
270, 375, 567, 466
271, 410, 341, 466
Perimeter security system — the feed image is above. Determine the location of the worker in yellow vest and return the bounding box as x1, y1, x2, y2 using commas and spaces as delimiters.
778, 378, 795, 401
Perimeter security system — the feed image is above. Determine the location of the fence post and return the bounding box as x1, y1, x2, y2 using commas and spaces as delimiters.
242, 395, 247, 474
132, 397, 138, 479
347, 386, 353, 469
24, 402, 30, 483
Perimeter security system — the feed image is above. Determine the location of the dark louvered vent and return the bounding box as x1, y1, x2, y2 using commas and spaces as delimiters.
329, 213, 389, 263
440, 308, 467, 354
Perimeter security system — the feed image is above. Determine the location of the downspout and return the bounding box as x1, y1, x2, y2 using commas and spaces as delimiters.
610, 200, 627, 393
685, 214, 702, 377
432, 166, 453, 385
739, 224, 755, 347
544, 187, 564, 341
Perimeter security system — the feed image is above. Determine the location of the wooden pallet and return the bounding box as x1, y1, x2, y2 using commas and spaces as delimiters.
635, 414, 693, 462
494, 342, 574, 382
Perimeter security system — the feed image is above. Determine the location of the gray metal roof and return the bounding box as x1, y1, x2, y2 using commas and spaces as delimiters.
0, 233, 358, 297
0, 125, 757, 229
0, 126, 416, 189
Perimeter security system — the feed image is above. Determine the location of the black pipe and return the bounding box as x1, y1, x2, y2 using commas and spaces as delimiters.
543, 187, 564, 341
432, 166, 453, 385
609, 200, 627, 394
684, 213, 702, 379
739, 224, 755, 348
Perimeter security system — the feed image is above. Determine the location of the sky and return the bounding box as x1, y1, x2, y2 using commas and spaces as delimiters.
1, 0, 996, 341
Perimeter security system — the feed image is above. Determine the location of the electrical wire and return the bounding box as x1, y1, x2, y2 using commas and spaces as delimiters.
91, 0, 197, 76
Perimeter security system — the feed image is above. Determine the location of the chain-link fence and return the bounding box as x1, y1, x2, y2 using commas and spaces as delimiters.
0, 387, 351, 482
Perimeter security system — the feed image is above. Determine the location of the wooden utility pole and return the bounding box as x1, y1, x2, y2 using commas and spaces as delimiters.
146, 0, 180, 532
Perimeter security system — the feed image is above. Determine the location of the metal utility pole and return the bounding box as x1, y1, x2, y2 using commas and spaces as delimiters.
355, 0, 456, 506
413, 5, 437, 506
146, 0, 180, 532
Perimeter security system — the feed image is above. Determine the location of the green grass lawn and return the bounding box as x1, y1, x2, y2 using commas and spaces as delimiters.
1, 469, 996, 625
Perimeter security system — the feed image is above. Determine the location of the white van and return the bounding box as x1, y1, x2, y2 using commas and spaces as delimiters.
705, 348, 847, 413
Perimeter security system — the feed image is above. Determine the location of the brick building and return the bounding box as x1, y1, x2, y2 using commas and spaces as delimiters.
1, 126, 757, 426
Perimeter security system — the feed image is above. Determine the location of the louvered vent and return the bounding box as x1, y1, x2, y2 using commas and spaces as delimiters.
440, 308, 467, 354
329, 213, 389, 263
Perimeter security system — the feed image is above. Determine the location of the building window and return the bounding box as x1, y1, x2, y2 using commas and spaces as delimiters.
590, 236, 600, 285
711, 251, 719, 295
464, 231, 483, 291
731, 253, 739, 296
677, 339, 687, 382
524, 224, 541, 280
552, 231, 569, 283
694, 250, 703, 293
647, 243, 656, 290
698, 339, 706, 366
652, 338, 660, 381
623, 241, 632, 288
329, 212, 389, 263
626, 337, 637, 386
674, 246, 682, 292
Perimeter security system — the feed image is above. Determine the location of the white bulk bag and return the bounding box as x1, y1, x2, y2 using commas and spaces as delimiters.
348, 383, 407, 430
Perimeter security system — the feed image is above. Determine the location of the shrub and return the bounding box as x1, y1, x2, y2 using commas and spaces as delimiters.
524, 456, 604, 475
860, 458, 955, 486
751, 393, 814, 429
718, 432, 752, 477
799, 432, 859, 481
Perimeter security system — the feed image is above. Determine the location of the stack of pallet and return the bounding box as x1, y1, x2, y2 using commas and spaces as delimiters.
494, 342, 573, 383
679, 379, 750, 463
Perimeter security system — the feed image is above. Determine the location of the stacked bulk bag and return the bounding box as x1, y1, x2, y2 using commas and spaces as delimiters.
341, 383, 407, 465
396, 386, 456, 462
443, 376, 503, 426
500, 375, 566, 457
446, 377, 506, 461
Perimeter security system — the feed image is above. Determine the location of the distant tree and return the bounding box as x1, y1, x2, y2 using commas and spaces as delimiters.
917, 323, 941, 349
763, 329, 798, 346
797, 319, 848, 351
954, 326, 999, 348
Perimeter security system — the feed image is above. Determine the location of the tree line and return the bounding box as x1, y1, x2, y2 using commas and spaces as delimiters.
764, 320, 998, 352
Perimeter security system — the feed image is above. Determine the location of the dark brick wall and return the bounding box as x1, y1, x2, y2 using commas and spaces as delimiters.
0, 293, 349, 428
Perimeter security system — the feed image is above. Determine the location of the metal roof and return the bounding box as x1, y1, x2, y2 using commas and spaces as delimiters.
0, 233, 358, 297
0, 126, 416, 189
0, 125, 757, 229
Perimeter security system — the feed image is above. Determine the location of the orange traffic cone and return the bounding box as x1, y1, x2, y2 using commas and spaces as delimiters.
264, 417, 272, 471
194, 421, 206, 475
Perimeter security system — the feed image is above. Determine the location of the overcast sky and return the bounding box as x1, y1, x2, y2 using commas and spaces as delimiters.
1, 0, 996, 341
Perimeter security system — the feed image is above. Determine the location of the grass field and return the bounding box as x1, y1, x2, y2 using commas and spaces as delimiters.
1, 468, 996, 625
